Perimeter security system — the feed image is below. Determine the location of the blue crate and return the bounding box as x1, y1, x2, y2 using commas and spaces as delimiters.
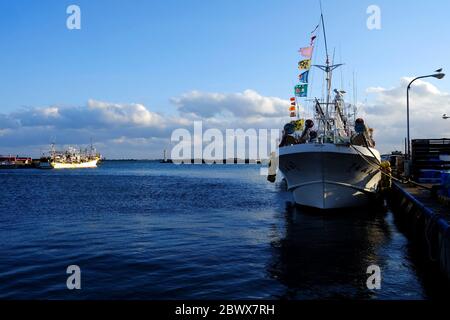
441, 171, 450, 197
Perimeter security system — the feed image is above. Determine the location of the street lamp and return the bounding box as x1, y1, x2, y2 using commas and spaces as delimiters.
406, 71, 446, 160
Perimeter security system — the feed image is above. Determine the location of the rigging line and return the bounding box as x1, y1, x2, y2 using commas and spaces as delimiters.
339, 45, 344, 90
332, 47, 336, 65
351, 146, 385, 174
318, 22, 325, 105
349, 144, 432, 190
330, 47, 336, 94
349, 144, 402, 182
351, 144, 382, 171
352, 71, 356, 107
406, 179, 434, 191
308, 17, 321, 118
349, 144, 385, 171
355, 72, 358, 111
361, 135, 381, 165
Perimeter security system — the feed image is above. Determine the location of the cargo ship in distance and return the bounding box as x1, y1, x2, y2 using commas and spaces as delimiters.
40, 143, 102, 169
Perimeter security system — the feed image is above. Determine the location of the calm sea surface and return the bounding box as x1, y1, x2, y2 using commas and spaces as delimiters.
0, 161, 448, 299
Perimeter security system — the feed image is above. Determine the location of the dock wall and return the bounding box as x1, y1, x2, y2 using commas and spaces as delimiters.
391, 182, 450, 280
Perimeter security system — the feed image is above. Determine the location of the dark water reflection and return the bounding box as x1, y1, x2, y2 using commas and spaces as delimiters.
269, 206, 392, 299
269, 188, 450, 299
0, 162, 448, 299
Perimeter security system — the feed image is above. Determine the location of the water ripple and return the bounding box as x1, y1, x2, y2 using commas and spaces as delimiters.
0, 161, 448, 299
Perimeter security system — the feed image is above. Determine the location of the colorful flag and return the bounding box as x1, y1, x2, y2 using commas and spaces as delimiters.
294, 84, 308, 97
290, 112, 297, 118
291, 102, 296, 106
294, 119, 305, 131
299, 47, 313, 58
290, 97, 296, 102
289, 106, 296, 112
298, 59, 311, 70
299, 70, 309, 83
310, 35, 317, 46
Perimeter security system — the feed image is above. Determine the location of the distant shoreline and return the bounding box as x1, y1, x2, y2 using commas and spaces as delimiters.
104, 159, 266, 164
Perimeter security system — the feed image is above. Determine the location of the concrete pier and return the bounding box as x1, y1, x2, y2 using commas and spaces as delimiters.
391, 182, 450, 280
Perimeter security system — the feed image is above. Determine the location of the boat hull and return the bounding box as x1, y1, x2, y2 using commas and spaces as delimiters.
51, 159, 98, 169
38, 162, 52, 169
0, 164, 16, 169
279, 143, 381, 209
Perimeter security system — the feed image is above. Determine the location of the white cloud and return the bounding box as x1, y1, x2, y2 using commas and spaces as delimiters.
40, 107, 60, 118
171, 89, 289, 119
87, 99, 164, 127
2, 83, 447, 158
0, 91, 288, 158
361, 77, 450, 153
0, 100, 172, 158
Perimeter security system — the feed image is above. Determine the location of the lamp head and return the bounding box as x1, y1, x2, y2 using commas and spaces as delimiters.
433, 73, 446, 79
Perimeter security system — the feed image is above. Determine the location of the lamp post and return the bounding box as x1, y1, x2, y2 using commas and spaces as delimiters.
406, 71, 445, 160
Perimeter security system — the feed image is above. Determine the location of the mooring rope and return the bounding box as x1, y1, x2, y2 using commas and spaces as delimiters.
349, 143, 449, 265
349, 144, 433, 191
349, 144, 404, 182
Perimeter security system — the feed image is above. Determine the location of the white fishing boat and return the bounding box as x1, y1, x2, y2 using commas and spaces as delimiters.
41, 143, 101, 169
51, 158, 98, 169
273, 13, 381, 209
279, 143, 381, 209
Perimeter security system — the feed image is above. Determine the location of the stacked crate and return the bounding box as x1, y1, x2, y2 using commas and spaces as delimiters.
412, 139, 450, 183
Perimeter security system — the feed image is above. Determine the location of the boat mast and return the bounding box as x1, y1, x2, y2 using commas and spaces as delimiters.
321, 11, 330, 113
322, 12, 331, 137
51, 142, 55, 160
313, 9, 343, 139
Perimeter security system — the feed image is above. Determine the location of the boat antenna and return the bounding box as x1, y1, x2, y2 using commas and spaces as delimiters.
50, 140, 56, 159
339, 46, 344, 90
320, 1, 329, 66
352, 71, 356, 106
313, 2, 344, 137
320, 3, 332, 135
90, 137, 95, 156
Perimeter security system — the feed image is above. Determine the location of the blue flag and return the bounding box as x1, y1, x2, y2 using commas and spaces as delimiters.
299, 71, 309, 83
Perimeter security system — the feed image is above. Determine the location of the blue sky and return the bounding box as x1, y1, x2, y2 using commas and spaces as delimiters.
2, 0, 450, 112
1, 0, 450, 157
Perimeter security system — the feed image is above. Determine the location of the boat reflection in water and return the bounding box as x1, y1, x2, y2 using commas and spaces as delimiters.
268, 201, 392, 299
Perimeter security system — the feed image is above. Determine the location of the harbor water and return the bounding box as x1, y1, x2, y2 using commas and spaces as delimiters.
0, 161, 449, 299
